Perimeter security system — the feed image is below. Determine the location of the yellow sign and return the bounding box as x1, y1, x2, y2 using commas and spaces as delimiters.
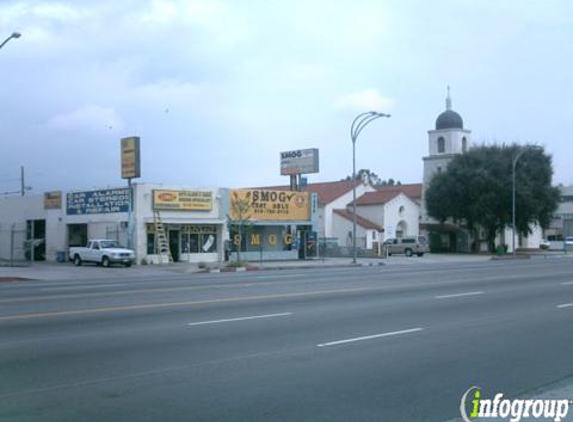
121, 136, 141, 179
153, 190, 212, 211
229, 189, 310, 221
44, 191, 62, 209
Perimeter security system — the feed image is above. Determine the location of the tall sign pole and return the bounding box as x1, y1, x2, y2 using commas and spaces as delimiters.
121, 137, 141, 251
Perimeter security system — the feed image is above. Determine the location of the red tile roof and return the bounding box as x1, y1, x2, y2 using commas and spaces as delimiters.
253, 181, 422, 205
333, 209, 383, 231
376, 183, 422, 200
352, 191, 401, 206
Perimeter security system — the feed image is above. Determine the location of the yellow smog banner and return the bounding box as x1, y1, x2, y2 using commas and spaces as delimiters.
153, 190, 212, 211
229, 189, 310, 221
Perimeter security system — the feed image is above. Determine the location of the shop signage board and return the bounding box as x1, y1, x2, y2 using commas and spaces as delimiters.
44, 191, 62, 209
280, 148, 319, 175
121, 136, 141, 179
153, 190, 212, 211
229, 189, 310, 221
67, 188, 130, 215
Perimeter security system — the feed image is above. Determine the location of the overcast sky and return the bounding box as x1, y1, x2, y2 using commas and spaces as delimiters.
0, 0, 571, 194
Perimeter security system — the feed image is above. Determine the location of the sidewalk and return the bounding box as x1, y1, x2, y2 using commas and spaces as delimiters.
0, 254, 499, 282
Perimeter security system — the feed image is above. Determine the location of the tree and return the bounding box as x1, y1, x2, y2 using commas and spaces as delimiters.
227, 190, 253, 263
341, 169, 400, 187
425, 144, 560, 252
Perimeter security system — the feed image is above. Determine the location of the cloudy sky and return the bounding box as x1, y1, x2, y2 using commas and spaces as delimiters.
0, 0, 571, 194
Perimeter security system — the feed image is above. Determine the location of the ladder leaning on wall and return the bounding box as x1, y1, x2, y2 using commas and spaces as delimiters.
153, 211, 173, 264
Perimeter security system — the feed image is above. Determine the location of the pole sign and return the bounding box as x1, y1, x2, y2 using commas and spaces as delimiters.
121, 136, 141, 179
280, 148, 319, 175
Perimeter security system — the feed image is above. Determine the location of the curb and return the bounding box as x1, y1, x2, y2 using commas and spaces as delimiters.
206, 262, 385, 273
490, 254, 530, 260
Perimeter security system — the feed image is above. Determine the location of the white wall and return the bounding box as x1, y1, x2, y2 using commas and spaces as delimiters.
331, 213, 368, 247
323, 182, 375, 238
383, 194, 420, 240
354, 204, 384, 228
133, 184, 228, 264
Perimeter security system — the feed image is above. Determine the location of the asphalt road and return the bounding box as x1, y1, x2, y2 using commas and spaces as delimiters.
1, 259, 572, 422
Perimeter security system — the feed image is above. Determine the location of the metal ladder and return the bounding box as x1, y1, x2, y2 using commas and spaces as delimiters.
153, 211, 173, 264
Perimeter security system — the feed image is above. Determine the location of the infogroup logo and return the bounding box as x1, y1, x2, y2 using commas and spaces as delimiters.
460, 386, 571, 422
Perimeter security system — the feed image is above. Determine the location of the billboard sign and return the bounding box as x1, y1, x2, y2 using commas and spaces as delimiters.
121, 136, 141, 179
153, 190, 212, 211
67, 188, 130, 215
229, 189, 310, 221
44, 191, 62, 210
280, 148, 319, 175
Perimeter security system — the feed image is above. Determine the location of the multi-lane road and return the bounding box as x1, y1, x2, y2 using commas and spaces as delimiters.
1, 259, 572, 421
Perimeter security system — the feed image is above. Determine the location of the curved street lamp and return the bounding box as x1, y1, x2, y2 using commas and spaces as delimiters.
0, 32, 21, 50
512, 145, 541, 255
351, 111, 391, 264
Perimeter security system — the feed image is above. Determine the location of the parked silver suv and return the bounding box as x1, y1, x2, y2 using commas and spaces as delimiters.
383, 236, 428, 257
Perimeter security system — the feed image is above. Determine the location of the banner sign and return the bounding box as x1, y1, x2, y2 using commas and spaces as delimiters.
121, 136, 141, 179
67, 188, 129, 215
229, 189, 310, 221
153, 190, 212, 211
44, 191, 62, 210
280, 148, 319, 175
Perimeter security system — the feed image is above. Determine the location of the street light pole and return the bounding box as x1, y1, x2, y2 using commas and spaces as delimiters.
512, 145, 540, 256
0, 32, 21, 49
350, 111, 391, 264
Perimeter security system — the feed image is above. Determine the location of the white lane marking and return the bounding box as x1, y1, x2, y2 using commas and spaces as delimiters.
435, 291, 484, 300
40, 284, 125, 291
560, 281, 573, 286
556, 303, 573, 309
317, 327, 423, 348
188, 312, 292, 326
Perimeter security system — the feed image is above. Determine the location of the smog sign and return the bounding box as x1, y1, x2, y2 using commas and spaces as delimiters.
280, 148, 319, 175
153, 190, 213, 211
66, 188, 130, 215
121, 136, 141, 179
229, 189, 310, 221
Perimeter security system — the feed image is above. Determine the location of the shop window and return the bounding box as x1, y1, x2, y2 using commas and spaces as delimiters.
201, 234, 217, 253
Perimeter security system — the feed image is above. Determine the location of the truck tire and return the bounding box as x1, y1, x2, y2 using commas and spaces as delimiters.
102, 256, 110, 268
73, 255, 82, 266
405, 248, 413, 257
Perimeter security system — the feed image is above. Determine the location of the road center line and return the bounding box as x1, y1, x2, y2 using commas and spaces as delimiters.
560, 281, 573, 286
40, 283, 125, 291
257, 274, 304, 279
556, 303, 573, 309
435, 291, 484, 300
188, 312, 292, 326
317, 327, 423, 348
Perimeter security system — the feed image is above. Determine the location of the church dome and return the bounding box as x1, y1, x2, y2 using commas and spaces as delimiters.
435, 109, 463, 130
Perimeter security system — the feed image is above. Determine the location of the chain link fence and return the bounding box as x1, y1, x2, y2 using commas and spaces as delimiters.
0, 223, 31, 267
318, 237, 379, 258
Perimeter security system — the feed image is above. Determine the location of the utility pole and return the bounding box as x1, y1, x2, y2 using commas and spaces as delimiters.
20, 166, 25, 196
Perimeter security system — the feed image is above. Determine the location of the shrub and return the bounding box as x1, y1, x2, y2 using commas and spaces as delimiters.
226, 260, 248, 268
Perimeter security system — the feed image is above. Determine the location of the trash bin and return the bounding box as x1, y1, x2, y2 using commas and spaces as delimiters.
56, 251, 66, 263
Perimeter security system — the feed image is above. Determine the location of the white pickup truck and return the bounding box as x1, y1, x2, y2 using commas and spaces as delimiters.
69, 239, 135, 267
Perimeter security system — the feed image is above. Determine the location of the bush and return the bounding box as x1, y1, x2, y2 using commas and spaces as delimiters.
198, 262, 209, 269
226, 260, 248, 268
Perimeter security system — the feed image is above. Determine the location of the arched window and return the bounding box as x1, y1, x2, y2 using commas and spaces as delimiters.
437, 137, 445, 153
462, 137, 467, 153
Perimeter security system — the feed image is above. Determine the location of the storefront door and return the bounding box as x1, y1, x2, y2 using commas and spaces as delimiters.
169, 230, 180, 262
